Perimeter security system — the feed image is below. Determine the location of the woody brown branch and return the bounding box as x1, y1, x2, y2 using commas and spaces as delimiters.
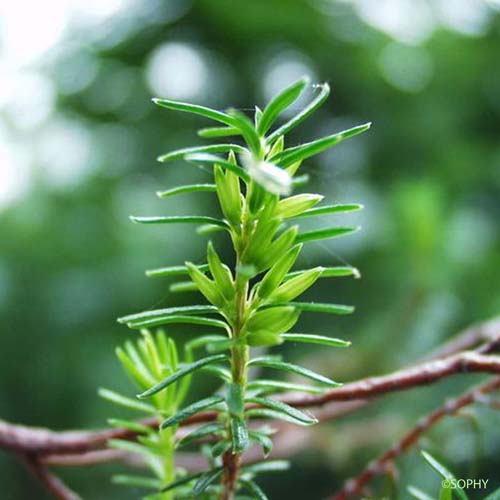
24, 456, 81, 500
0, 321, 498, 500
330, 376, 500, 500
1, 352, 499, 460
280, 351, 500, 409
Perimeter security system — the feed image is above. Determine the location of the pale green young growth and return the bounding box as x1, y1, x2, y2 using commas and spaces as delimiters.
276, 193, 324, 218
257, 244, 303, 299
186, 262, 226, 308
207, 241, 235, 301
269, 266, 324, 302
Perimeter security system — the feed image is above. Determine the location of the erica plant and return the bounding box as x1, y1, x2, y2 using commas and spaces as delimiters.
102, 76, 370, 499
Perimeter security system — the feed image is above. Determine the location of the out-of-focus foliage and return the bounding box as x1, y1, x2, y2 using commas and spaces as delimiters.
0, 1, 499, 498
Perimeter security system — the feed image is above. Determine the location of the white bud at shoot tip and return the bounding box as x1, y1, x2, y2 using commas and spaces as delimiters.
352, 267, 361, 279
240, 153, 292, 195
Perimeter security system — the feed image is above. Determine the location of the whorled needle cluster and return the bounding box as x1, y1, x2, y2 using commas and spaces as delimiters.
103, 76, 370, 499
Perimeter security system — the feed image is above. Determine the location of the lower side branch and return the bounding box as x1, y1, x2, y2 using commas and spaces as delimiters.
24, 456, 81, 500
0, 322, 498, 500
281, 351, 500, 408
330, 376, 500, 500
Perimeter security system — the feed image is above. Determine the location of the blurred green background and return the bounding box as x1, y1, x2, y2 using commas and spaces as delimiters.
1, 0, 499, 498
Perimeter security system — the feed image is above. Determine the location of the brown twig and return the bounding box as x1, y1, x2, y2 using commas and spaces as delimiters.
41, 448, 144, 467
0, 322, 498, 499
24, 456, 81, 500
0, 417, 157, 456
329, 377, 500, 500
0, 414, 214, 456
280, 352, 500, 409
2, 352, 499, 462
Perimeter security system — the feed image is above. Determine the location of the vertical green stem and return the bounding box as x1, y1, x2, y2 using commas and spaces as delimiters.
222, 235, 251, 499
230, 342, 249, 386
159, 427, 175, 500
231, 273, 249, 384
